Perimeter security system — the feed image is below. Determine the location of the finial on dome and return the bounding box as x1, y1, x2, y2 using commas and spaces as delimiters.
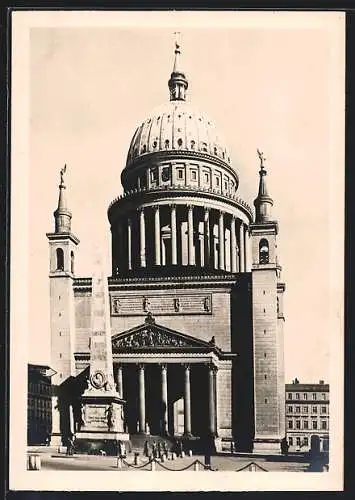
168, 33, 188, 101
254, 149, 274, 223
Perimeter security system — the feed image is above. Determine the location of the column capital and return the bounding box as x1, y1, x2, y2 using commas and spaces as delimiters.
206, 362, 218, 373
169, 203, 176, 209
159, 363, 168, 371
137, 363, 146, 371
137, 206, 145, 213
182, 363, 191, 371
187, 204, 194, 211
152, 204, 160, 211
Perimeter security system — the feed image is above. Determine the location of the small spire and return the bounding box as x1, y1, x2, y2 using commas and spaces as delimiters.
168, 34, 188, 101
254, 149, 274, 223
54, 164, 72, 233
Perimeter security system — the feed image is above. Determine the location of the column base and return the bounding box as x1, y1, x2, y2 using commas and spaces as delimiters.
50, 433, 63, 447
252, 437, 282, 455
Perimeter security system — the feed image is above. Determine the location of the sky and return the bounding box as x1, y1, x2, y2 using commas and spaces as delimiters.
25, 14, 344, 384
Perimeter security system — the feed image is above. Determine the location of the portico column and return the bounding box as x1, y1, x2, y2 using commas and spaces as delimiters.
116, 364, 123, 398
187, 205, 194, 266
208, 364, 217, 436
127, 217, 132, 271
183, 364, 192, 436
171, 205, 177, 265
218, 211, 225, 270
139, 208, 146, 267
154, 206, 161, 266
161, 364, 169, 435
230, 216, 237, 273
239, 222, 245, 272
203, 208, 210, 267
138, 364, 146, 433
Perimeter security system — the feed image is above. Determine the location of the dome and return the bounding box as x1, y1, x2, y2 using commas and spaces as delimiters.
126, 100, 232, 168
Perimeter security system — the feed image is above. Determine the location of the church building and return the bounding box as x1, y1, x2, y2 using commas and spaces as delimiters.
46, 41, 286, 454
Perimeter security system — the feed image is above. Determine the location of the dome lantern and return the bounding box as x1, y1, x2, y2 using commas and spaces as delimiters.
168, 41, 188, 102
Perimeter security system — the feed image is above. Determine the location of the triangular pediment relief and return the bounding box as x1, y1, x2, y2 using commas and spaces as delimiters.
112, 314, 216, 352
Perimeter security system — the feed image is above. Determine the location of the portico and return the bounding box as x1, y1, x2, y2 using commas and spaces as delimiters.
108, 315, 234, 439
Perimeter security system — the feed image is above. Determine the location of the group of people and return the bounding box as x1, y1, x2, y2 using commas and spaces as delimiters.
143, 439, 170, 459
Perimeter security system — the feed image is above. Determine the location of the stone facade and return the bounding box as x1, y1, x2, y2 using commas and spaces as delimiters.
46, 42, 286, 453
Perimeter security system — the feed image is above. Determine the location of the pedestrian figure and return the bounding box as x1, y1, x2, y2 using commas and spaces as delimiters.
144, 440, 149, 457
157, 441, 162, 459
152, 440, 157, 459
66, 434, 74, 456
163, 440, 168, 457
178, 439, 183, 457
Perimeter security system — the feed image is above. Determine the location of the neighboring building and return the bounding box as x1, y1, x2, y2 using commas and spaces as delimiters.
27, 364, 55, 445
285, 379, 329, 453
46, 42, 286, 453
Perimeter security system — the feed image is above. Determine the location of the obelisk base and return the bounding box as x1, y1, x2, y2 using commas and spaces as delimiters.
75, 394, 130, 456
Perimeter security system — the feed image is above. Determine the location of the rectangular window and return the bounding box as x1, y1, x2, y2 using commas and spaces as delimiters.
296, 420, 301, 429
312, 420, 318, 429
303, 393, 308, 400
303, 420, 309, 429
312, 406, 317, 413
191, 170, 197, 181
289, 437, 293, 446
288, 393, 292, 400
296, 437, 301, 446
288, 406, 293, 413
322, 393, 326, 400
321, 420, 327, 430
304, 437, 309, 446
303, 406, 308, 413
321, 406, 327, 414
312, 393, 317, 400
296, 393, 300, 400
177, 169, 184, 180
224, 181, 228, 191
288, 420, 293, 429
216, 177, 220, 186
204, 173, 209, 183
296, 406, 301, 413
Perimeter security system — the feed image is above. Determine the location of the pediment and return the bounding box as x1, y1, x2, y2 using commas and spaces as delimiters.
112, 315, 216, 352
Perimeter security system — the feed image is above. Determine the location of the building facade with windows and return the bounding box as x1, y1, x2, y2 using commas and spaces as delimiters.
285, 379, 329, 453
27, 364, 55, 445
46, 42, 286, 454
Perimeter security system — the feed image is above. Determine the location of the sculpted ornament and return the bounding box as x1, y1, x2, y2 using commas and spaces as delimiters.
112, 298, 121, 314
90, 370, 107, 390
113, 327, 188, 349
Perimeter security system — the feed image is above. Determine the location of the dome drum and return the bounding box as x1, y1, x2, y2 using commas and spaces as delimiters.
121, 152, 239, 196
110, 200, 251, 277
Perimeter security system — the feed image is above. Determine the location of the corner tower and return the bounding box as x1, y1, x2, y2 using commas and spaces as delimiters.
250, 150, 286, 454
46, 165, 80, 445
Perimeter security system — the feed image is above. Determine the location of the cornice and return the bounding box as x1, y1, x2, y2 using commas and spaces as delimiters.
108, 185, 253, 222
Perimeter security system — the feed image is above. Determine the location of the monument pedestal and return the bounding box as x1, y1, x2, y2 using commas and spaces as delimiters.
75, 393, 130, 455
252, 437, 282, 455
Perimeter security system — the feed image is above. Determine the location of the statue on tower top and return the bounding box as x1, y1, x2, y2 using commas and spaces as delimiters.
257, 149, 266, 169
60, 164, 67, 186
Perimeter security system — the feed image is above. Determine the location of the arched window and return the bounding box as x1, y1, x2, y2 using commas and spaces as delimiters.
259, 239, 269, 264
71, 251, 75, 274
56, 248, 64, 271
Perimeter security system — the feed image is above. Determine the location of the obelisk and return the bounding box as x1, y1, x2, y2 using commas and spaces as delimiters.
75, 251, 129, 454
